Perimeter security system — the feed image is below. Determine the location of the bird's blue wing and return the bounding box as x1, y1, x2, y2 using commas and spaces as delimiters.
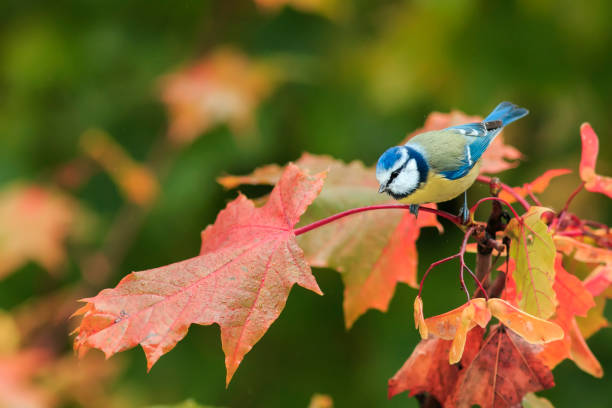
439, 123, 497, 180
446, 122, 487, 137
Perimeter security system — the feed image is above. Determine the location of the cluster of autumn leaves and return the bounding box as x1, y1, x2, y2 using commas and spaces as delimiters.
388, 123, 612, 406
0, 3, 606, 408
1, 42, 610, 405
71, 111, 524, 384
2, 95, 610, 407
71, 105, 612, 408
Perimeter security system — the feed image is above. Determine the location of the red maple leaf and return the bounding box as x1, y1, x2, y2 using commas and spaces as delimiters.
73, 164, 325, 385
388, 327, 484, 402
219, 153, 442, 327
579, 123, 612, 198
449, 326, 555, 408
487, 298, 563, 344
551, 255, 595, 317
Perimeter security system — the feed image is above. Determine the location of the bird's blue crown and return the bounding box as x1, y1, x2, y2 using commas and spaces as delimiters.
376, 147, 403, 172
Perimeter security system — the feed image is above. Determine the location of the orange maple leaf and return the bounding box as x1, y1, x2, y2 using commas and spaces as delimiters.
417, 297, 562, 365
73, 164, 325, 385
413, 296, 428, 339
579, 123, 612, 198
537, 255, 602, 377
338, 209, 440, 327
498, 169, 572, 204
420, 298, 490, 364
487, 298, 564, 344
577, 296, 609, 339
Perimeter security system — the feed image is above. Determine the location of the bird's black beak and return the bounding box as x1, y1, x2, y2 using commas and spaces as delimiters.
378, 185, 386, 194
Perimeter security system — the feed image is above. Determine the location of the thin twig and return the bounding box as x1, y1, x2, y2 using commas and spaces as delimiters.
473, 251, 492, 297
559, 182, 585, 214
458, 227, 475, 299
458, 226, 487, 300
417, 227, 488, 300
526, 185, 542, 206
418, 254, 460, 298
470, 196, 521, 221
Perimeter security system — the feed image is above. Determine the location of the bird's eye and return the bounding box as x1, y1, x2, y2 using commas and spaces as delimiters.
388, 169, 401, 183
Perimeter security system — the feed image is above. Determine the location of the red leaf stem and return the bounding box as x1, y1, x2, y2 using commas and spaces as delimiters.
559, 182, 585, 214
557, 231, 584, 238
293, 204, 461, 236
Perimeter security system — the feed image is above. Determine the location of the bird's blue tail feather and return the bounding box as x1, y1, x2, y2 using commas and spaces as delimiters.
485, 102, 529, 126
439, 101, 528, 180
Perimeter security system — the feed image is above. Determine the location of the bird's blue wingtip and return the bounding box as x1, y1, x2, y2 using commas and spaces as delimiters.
485, 101, 529, 126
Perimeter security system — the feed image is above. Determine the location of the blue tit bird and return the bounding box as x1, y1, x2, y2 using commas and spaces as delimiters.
376, 102, 528, 223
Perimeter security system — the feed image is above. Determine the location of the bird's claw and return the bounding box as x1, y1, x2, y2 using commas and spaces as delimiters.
409, 204, 420, 218
459, 206, 470, 225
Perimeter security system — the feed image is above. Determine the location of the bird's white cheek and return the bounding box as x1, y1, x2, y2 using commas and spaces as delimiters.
376, 170, 392, 187
389, 170, 419, 195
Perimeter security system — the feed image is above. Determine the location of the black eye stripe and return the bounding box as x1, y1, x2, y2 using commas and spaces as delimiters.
388, 169, 401, 184
387, 160, 410, 185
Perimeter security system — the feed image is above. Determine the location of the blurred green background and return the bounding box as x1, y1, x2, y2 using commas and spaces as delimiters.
1, 0, 611, 407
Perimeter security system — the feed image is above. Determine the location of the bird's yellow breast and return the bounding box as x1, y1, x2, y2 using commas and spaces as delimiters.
399, 161, 481, 205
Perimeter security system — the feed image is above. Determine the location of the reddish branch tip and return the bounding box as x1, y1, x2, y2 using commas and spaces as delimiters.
476, 175, 530, 211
